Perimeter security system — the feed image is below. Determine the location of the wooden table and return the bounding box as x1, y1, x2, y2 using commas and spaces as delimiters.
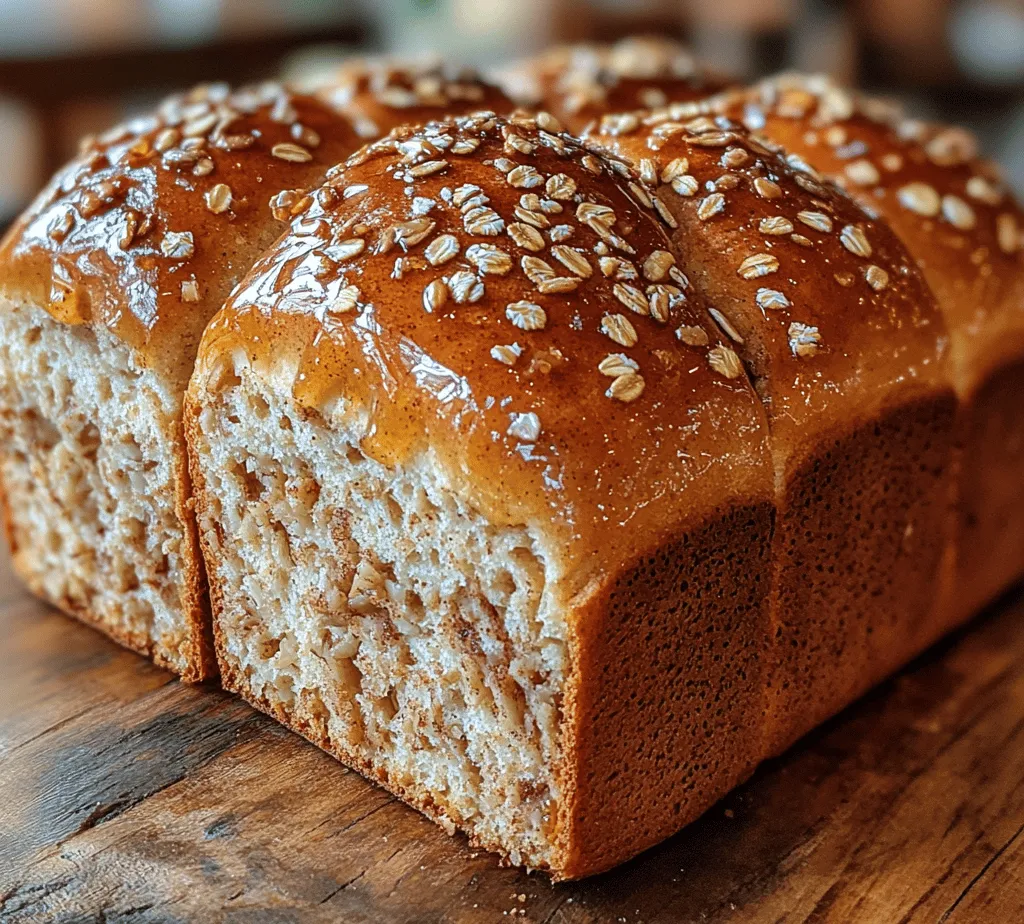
2, 544, 1024, 924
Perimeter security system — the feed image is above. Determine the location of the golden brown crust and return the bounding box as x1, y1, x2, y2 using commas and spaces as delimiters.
583, 109, 951, 443
713, 74, 1024, 390
764, 396, 957, 754
495, 37, 732, 134
191, 111, 774, 586
954, 358, 1024, 618
559, 500, 775, 878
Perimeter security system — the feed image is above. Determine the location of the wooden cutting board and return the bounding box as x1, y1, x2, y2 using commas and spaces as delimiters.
2, 542, 1024, 924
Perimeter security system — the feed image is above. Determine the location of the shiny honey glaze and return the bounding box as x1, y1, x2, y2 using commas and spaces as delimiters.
195, 112, 774, 588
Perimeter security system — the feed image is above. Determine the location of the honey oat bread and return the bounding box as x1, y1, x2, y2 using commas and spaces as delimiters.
185, 111, 778, 878
704, 74, 1024, 630
0, 83, 361, 680
495, 36, 729, 133
585, 112, 959, 758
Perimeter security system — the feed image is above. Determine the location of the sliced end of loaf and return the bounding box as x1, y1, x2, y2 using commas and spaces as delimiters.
190, 365, 568, 871
0, 297, 212, 679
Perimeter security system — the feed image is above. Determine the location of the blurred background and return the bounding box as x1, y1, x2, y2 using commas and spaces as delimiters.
0, 0, 1019, 223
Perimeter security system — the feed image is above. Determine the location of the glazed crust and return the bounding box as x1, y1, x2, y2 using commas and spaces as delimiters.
318, 57, 517, 140
583, 113, 951, 428
715, 75, 1024, 390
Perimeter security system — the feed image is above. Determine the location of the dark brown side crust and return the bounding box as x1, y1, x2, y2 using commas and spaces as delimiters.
562, 501, 775, 879
953, 357, 1024, 624
764, 392, 958, 758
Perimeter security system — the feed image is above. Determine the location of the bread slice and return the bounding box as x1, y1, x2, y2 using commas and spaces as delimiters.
585, 111, 958, 758
0, 311, 208, 667
186, 111, 778, 877
0, 84, 360, 679
709, 74, 1024, 631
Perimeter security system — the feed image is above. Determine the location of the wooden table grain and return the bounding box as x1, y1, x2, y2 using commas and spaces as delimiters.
2, 543, 1024, 924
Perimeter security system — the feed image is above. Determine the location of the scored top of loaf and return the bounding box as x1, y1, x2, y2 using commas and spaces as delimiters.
493, 37, 731, 132
191, 110, 774, 583
707, 73, 1024, 389
0, 82, 360, 389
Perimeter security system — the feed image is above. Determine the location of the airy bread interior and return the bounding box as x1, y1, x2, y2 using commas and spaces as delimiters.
191, 363, 567, 869
0, 298, 194, 672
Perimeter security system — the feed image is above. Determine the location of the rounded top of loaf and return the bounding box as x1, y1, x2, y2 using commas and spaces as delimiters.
0, 82, 360, 389
714, 73, 1024, 387
318, 57, 515, 140
191, 110, 774, 583
495, 37, 729, 133
583, 106, 953, 445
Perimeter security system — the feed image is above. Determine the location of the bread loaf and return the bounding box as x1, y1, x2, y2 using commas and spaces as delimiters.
3, 45, 1023, 881
185, 110, 779, 877
0, 84, 361, 679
